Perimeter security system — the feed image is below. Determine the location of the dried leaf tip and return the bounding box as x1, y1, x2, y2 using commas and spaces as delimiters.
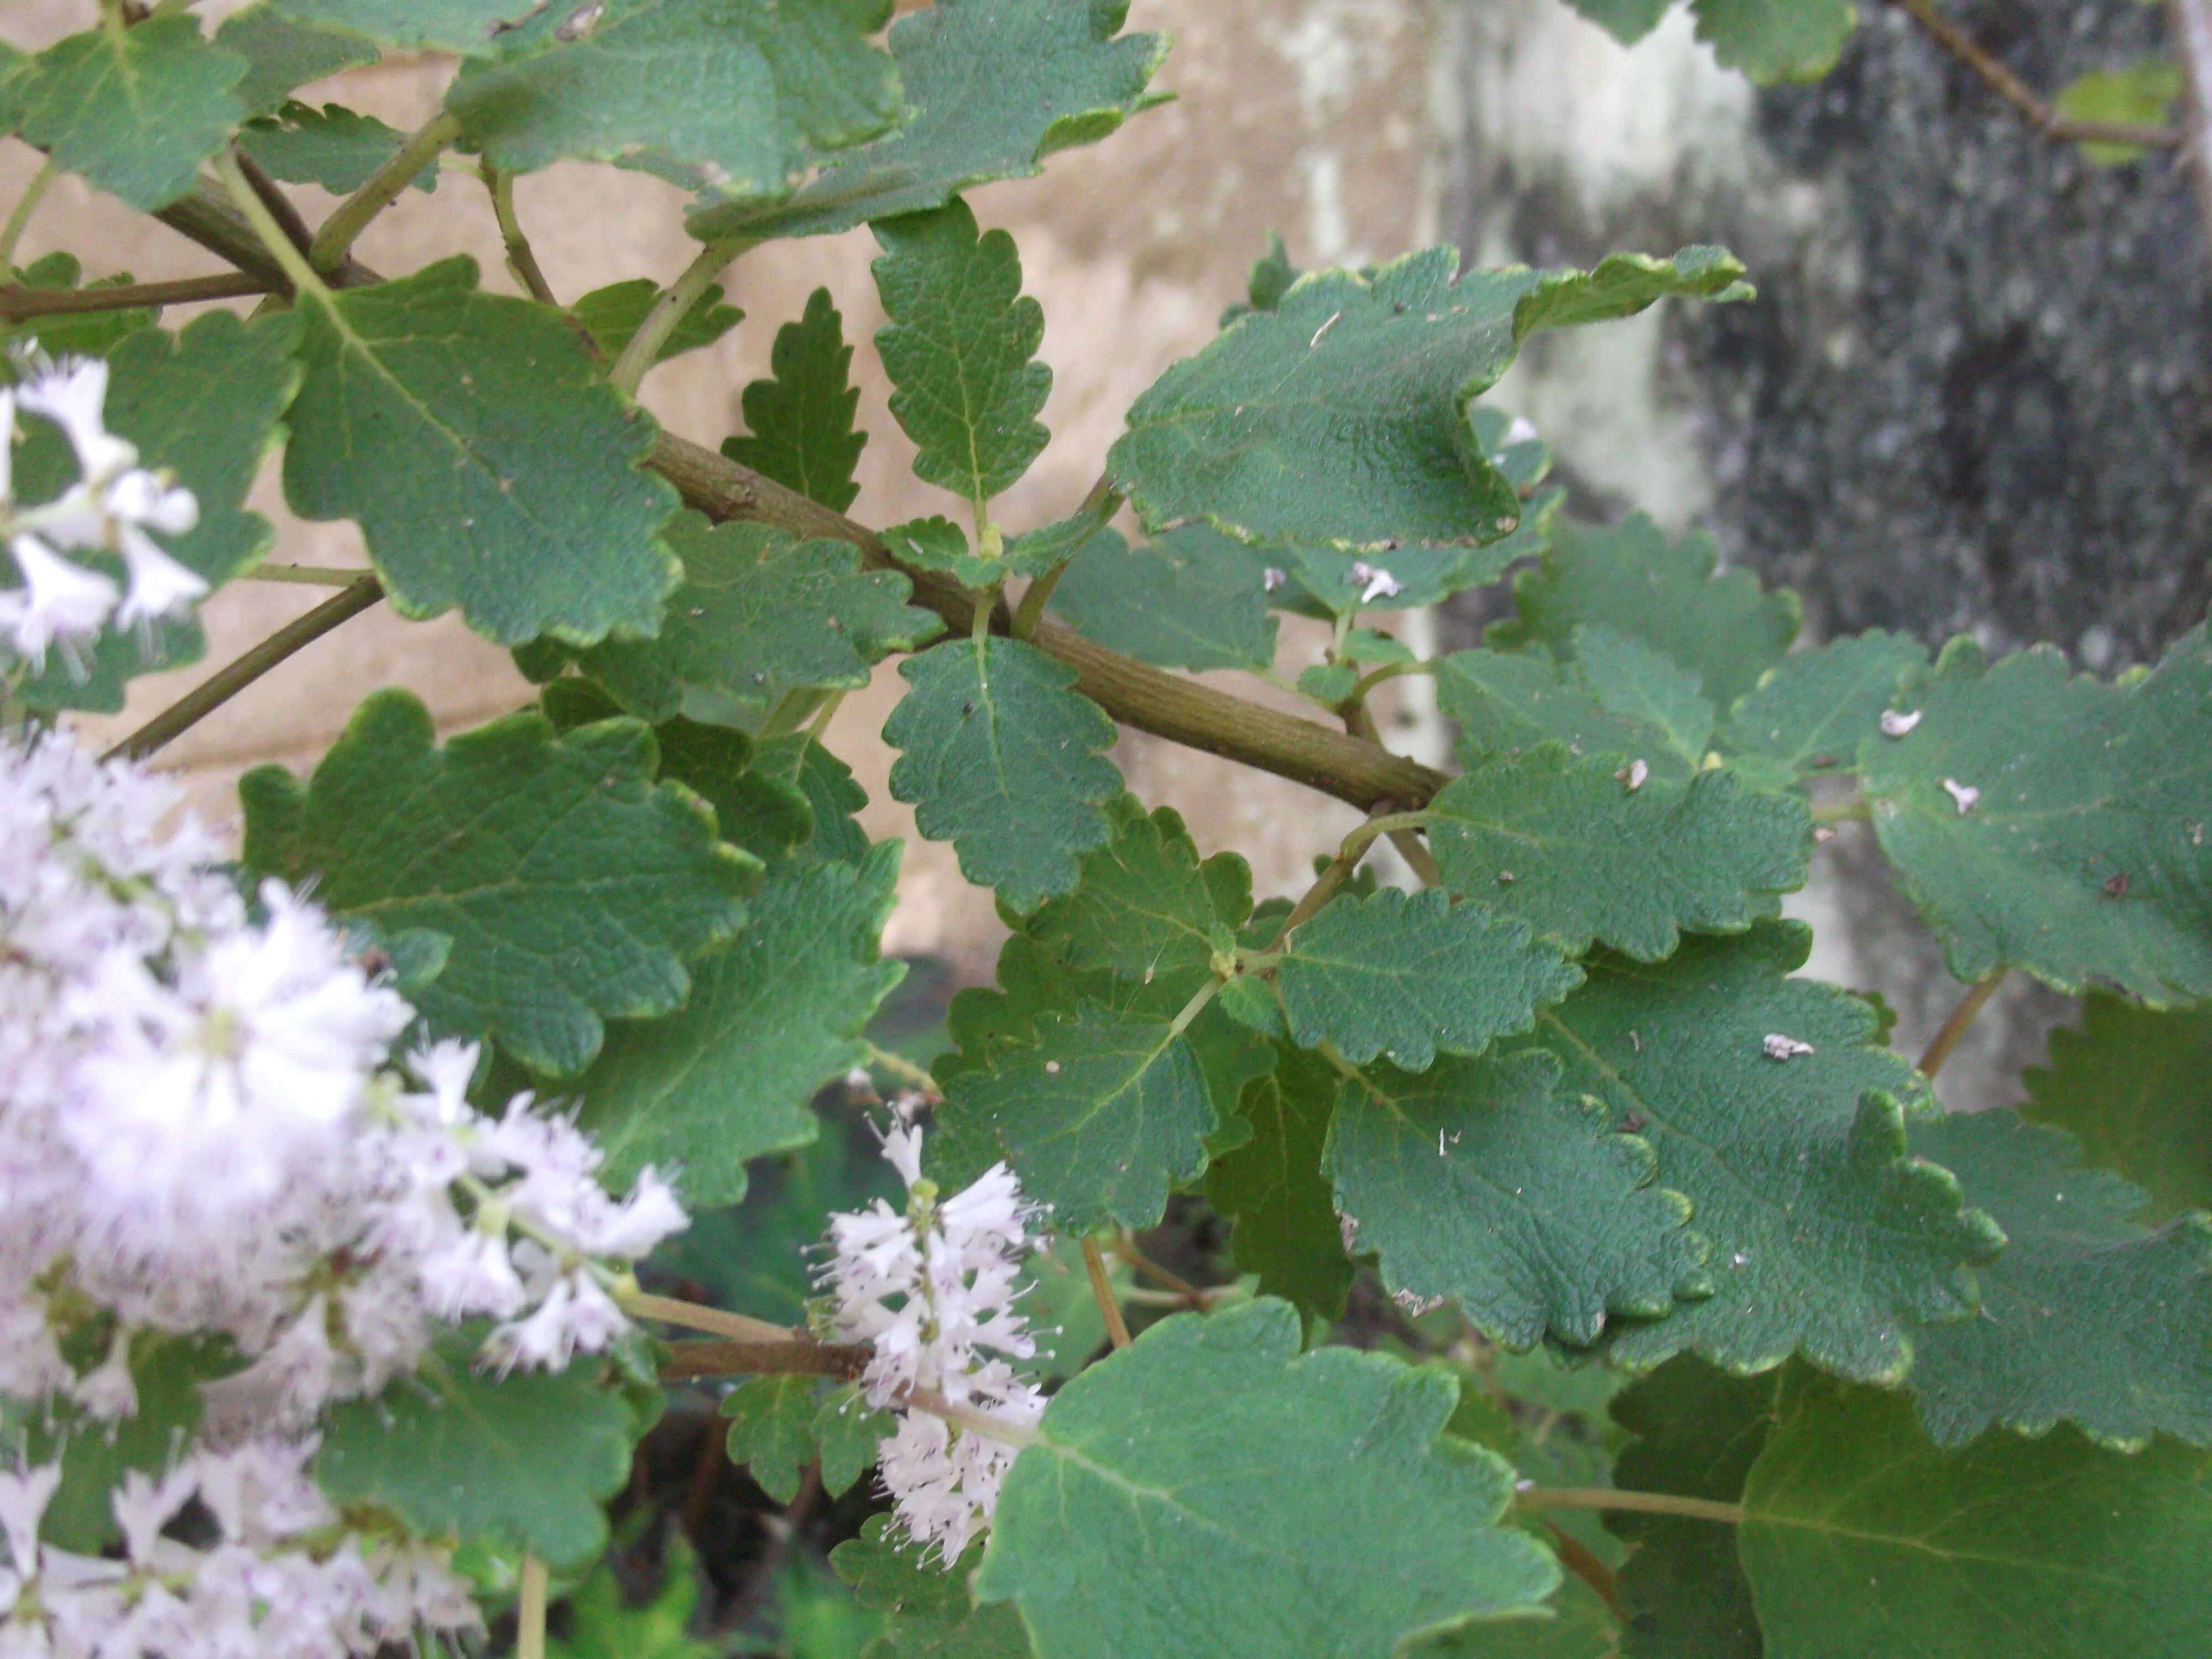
1941, 778, 1980, 814
1762, 1034, 1815, 1061
1880, 708, 1923, 738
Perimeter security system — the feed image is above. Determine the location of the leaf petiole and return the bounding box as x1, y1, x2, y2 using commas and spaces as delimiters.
308, 112, 465, 275
608, 234, 755, 395
1514, 1485, 1746, 1526
1082, 1237, 1133, 1349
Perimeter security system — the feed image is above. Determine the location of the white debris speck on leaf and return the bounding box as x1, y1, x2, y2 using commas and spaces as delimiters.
1618, 758, 1648, 792
1942, 778, 1980, 814
1044, 1060, 1061, 1075
1262, 566, 1287, 593
1504, 415, 1540, 447
1337, 1212, 1361, 1252
1880, 708, 1923, 738
1763, 1034, 1815, 1061
1348, 561, 1401, 603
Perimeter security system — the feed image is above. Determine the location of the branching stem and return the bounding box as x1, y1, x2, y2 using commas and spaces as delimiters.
308, 112, 463, 274
481, 165, 558, 305
213, 150, 328, 302
1892, 0, 2184, 148
1082, 1238, 1133, 1350
1262, 809, 1431, 951
233, 150, 315, 259
1918, 969, 2007, 1078
1515, 1486, 1746, 1526
609, 236, 753, 395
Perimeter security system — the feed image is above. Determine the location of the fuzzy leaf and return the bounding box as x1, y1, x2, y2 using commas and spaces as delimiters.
722, 1375, 818, 1505
1022, 796, 1242, 984
1272, 887, 1583, 1070
283, 258, 681, 646
1691, 0, 1857, 83
15, 310, 301, 713
1047, 526, 1280, 673
1437, 648, 1691, 784
1739, 1368, 2212, 1658
1110, 247, 1747, 556
317, 1345, 636, 1569
215, 5, 381, 117
1502, 924, 2006, 1381
545, 517, 939, 725
834, 1517, 1034, 1659
723, 287, 867, 512
1428, 747, 1811, 962
1491, 515, 1799, 712
1859, 629, 2212, 1003
1411, 1577, 1619, 1659
884, 634, 1121, 913
872, 201, 1052, 510
12, 19, 245, 211
267, 0, 541, 51
813, 1384, 895, 1499
575, 845, 904, 1206
1906, 1108, 2212, 1450
239, 690, 754, 1077
239, 101, 434, 195
1719, 629, 1927, 786
570, 277, 742, 367
446, 0, 901, 196
2021, 995, 2212, 1224
1205, 1047, 1357, 1325
1606, 1357, 1773, 1659
933, 1002, 1215, 1231
1327, 1050, 1703, 1348
690, 0, 1169, 241
1574, 624, 1715, 768
975, 1299, 1560, 1658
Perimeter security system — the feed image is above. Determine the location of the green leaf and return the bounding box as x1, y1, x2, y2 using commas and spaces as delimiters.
13, 19, 246, 211
2022, 994, 2212, 1224
316, 1344, 637, 1570
1718, 629, 1927, 786
283, 257, 681, 647
723, 1374, 818, 1504
550, 1538, 718, 1659
880, 516, 1004, 591
1690, 0, 1856, 83
1110, 247, 1747, 557
2056, 60, 2184, 164
1220, 232, 1302, 326
836, 1517, 1035, 1659
545, 515, 940, 725
933, 1002, 1215, 1230
1905, 1107, 2212, 1450
1566, 0, 1671, 45
1438, 647, 1690, 784
446, 0, 901, 195
1575, 624, 1715, 768
15, 309, 302, 714
1271, 886, 1583, 1070
1860, 629, 2212, 1003
760, 733, 873, 868
1048, 526, 1280, 673
570, 276, 741, 368
239, 689, 754, 1076
215, 4, 382, 117
872, 201, 1052, 511
723, 286, 866, 512
1428, 747, 1811, 962
1410, 1576, 1619, 1659
689, 0, 1170, 242
1328, 1050, 1702, 1347
1205, 1047, 1357, 1325
976, 1299, 1561, 1657
267, 0, 562, 53
1606, 1357, 1773, 1659
3, 254, 156, 358
884, 634, 1121, 913
1020, 795, 1242, 984
575, 844, 905, 1206
1491, 514, 1799, 712
815, 1383, 896, 1498
1739, 1367, 2212, 1658
1502, 924, 2006, 1381
239, 101, 435, 195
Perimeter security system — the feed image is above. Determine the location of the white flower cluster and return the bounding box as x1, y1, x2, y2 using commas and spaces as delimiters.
2, 352, 207, 677
0, 728, 690, 1657
818, 1110, 1047, 1563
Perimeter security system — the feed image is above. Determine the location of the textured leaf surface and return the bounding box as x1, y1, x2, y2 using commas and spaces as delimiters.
215, 6, 380, 116
1492, 515, 1799, 711
1428, 747, 1810, 961
576, 845, 904, 1206
934, 1002, 1214, 1230
722, 1375, 817, 1504
240, 690, 753, 1076
2022, 995, 2212, 1223
872, 201, 1051, 509
1906, 1108, 2212, 1449
570, 277, 742, 368
1719, 629, 1926, 786
1691, 0, 1857, 83
1021, 796, 1240, 985
1205, 1047, 1356, 1325
1574, 623, 1714, 768
1272, 887, 1582, 1070
1410, 1577, 1618, 1659
1110, 247, 1746, 555
551, 517, 938, 724
690, 0, 1168, 241
268, 0, 562, 52
1739, 1368, 2212, 1659
284, 258, 680, 646
1503, 924, 2004, 1380
447, 0, 900, 194
1438, 648, 1690, 784
723, 288, 867, 512
13, 19, 244, 210
15, 310, 301, 713
884, 635, 1121, 912
1047, 526, 1279, 672
978, 1300, 1558, 1657
835, 1517, 1034, 1659
1859, 630, 2212, 1003
1328, 1050, 1702, 1348
1606, 1357, 1773, 1659
317, 1345, 635, 1569
239, 101, 432, 195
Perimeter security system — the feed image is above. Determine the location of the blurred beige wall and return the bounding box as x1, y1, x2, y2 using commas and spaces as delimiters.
8, 0, 1443, 977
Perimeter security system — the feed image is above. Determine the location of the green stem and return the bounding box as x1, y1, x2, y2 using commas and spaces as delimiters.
1515, 1486, 1745, 1527
212, 150, 328, 302
240, 564, 368, 587
608, 236, 753, 395
1165, 973, 1222, 1042
517, 1556, 547, 1659
758, 687, 830, 740
1350, 659, 1427, 703
1262, 810, 1431, 951
233, 149, 315, 258
619, 1289, 799, 1346
308, 111, 463, 274
482, 164, 557, 305
0, 272, 269, 317
1918, 969, 2007, 1079
1010, 559, 1068, 641
0, 158, 60, 269
805, 688, 846, 742
865, 1041, 941, 1098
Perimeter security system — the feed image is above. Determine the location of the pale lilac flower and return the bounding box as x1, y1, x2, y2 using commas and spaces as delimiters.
1348, 561, 1401, 603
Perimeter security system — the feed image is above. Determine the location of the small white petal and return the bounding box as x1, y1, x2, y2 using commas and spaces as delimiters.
113, 523, 208, 627
4, 533, 117, 664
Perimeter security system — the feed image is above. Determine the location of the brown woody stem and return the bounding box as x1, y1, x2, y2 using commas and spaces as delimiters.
0, 273, 269, 317
1918, 969, 2007, 1078
1083, 1238, 1133, 1350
